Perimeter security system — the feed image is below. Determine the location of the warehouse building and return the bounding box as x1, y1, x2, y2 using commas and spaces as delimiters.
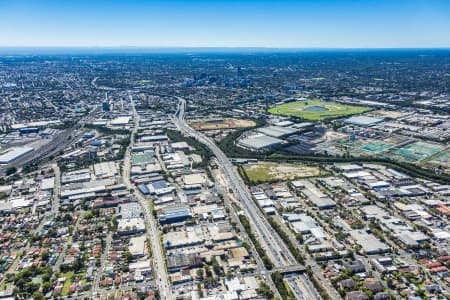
128, 235, 147, 257
110, 116, 131, 126
118, 218, 146, 235
0, 147, 34, 164
159, 206, 192, 224
257, 125, 297, 138
345, 116, 384, 127
93, 161, 119, 179
237, 134, 283, 151
141, 135, 168, 143
349, 229, 390, 255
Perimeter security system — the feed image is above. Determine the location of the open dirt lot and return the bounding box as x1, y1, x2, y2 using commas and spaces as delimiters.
190, 118, 256, 131
242, 162, 323, 183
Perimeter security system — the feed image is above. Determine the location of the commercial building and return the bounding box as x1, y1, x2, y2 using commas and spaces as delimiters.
118, 218, 146, 235
60, 178, 125, 200
345, 116, 384, 127
61, 169, 91, 184
119, 202, 142, 219
131, 152, 156, 166
40, 177, 55, 191
0, 147, 34, 164
93, 161, 118, 179
167, 253, 203, 272
163, 227, 204, 249
140, 135, 168, 143
159, 207, 192, 224
110, 116, 131, 126
257, 125, 297, 138
128, 235, 147, 257
182, 173, 207, 186
300, 180, 336, 209
237, 134, 283, 150
349, 229, 390, 255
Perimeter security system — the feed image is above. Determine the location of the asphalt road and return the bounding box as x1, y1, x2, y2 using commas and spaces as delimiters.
172, 97, 321, 300
126, 94, 172, 300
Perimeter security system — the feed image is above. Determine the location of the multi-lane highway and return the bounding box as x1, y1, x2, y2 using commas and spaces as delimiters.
174, 97, 295, 265
173, 96, 321, 300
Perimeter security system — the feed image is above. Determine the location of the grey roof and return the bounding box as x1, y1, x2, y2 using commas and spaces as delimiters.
238, 134, 283, 150
257, 125, 297, 138
345, 116, 384, 126
0, 147, 34, 164
350, 229, 390, 254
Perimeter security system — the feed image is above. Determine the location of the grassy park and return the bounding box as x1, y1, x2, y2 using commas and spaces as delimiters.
268, 99, 370, 121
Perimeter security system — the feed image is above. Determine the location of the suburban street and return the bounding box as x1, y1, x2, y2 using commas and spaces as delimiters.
92, 233, 113, 293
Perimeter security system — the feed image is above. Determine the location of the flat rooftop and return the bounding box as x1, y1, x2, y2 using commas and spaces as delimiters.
238, 134, 283, 150
345, 116, 384, 126
0, 147, 34, 164
257, 125, 297, 138
350, 229, 390, 254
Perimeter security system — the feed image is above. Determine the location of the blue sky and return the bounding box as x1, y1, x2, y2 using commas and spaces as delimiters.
1, 0, 450, 48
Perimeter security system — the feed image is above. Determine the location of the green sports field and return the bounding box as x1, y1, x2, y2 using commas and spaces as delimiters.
393, 141, 445, 162
268, 99, 371, 121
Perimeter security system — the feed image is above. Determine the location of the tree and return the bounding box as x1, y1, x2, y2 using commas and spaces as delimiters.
41, 251, 50, 261
123, 251, 134, 263
257, 282, 274, 299
196, 268, 204, 280
211, 256, 223, 276
226, 270, 233, 280
197, 283, 204, 298
204, 265, 212, 278
271, 271, 291, 299
42, 281, 53, 293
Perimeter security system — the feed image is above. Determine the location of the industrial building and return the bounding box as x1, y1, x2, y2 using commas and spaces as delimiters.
0, 147, 34, 164
110, 116, 131, 126
93, 161, 119, 179
349, 229, 390, 255
257, 125, 297, 138
141, 135, 169, 143
159, 206, 192, 224
128, 235, 147, 257
345, 116, 384, 127
118, 218, 146, 235
237, 134, 283, 150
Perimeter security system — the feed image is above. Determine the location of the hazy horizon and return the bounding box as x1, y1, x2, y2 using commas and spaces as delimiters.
1, 46, 450, 56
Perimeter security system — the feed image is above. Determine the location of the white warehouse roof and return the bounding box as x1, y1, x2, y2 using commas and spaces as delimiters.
0, 147, 34, 164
